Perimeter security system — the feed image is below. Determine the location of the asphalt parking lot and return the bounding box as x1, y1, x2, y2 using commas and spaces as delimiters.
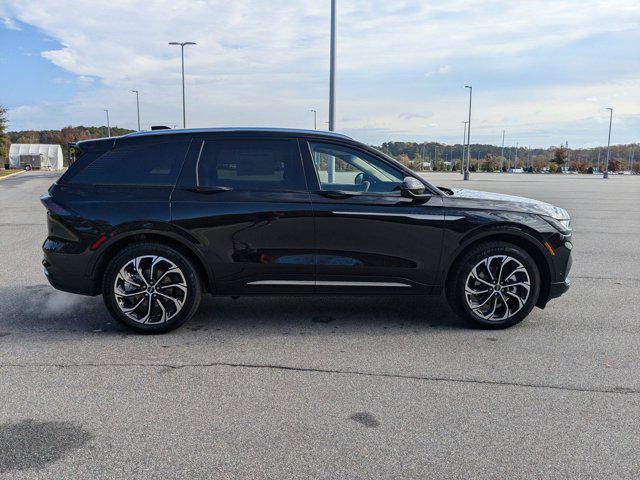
1, 170, 639, 479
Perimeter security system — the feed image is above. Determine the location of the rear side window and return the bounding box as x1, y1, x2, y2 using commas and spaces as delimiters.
197, 139, 305, 191
71, 140, 190, 186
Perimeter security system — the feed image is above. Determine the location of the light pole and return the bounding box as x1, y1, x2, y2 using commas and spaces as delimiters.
464, 85, 472, 180
169, 41, 197, 128
310, 109, 317, 130
500, 130, 505, 171
461, 121, 468, 174
604, 107, 613, 179
104, 109, 111, 137
514, 142, 519, 168
328, 0, 336, 132
130, 90, 140, 131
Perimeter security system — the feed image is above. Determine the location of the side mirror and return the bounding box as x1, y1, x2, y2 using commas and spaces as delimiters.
401, 176, 431, 200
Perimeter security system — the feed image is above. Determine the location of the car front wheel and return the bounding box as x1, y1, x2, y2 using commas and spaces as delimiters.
446, 241, 541, 329
102, 242, 202, 334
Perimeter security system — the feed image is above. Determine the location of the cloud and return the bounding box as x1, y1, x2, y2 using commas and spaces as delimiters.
398, 112, 432, 120
1, 16, 20, 30
1, 0, 640, 146
425, 65, 451, 77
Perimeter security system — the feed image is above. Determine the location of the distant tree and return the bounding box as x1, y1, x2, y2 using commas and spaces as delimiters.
396, 153, 411, 167
632, 162, 640, 174
607, 158, 622, 172
480, 154, 498, 172
553, 146, 567, 168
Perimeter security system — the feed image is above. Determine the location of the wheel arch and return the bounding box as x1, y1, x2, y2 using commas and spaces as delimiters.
444, 227, 552, 308
90, 231, 214, 294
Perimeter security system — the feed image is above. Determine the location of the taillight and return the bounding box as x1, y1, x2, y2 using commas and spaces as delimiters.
40, 194, 72, 216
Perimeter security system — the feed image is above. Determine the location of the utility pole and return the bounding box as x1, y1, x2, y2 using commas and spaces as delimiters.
169, 41, 197, 128
310, 109, 317, 129
328, 0, 337, 132
604, 107, 613, 179
464, 85, 473, 180
514, 142, 518, 168
130, 90, 140, 131
461, 121, 468, 174
104, 109, 111, 137
500, 129, 505, 171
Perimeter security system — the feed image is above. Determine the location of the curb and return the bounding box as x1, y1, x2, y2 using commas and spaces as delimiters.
0, 170, 25, 181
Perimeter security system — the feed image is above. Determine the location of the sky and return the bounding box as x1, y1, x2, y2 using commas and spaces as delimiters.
0, 0, 639, 147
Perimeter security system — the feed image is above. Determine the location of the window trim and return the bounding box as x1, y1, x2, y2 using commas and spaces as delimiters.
188, 136, 309, 193
66, 138, 191, 188
305, 140, 407, 197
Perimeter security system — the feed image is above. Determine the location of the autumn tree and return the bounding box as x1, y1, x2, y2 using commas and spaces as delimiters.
480, 154, 498, 172
553, 146, 567, 165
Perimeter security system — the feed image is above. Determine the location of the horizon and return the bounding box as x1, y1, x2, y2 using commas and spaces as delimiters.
1, 1, 639, 148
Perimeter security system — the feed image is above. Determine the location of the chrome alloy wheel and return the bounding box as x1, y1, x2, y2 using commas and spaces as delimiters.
113, 255, 187, 324
464, 255, 531, 322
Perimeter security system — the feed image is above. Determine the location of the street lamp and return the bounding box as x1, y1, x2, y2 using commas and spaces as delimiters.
104, 109, 111, 137
130, 90, 140, 131
464, 85, 472, 180
310, 109, 317, 130
328, 0, 336, 132
500, 130, 505, 171
604, 107, 613, 179
461, 121, 468, 174
168, 41, 197, 128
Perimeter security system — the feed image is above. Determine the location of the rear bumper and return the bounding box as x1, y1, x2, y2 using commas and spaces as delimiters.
42, 256, 99, 296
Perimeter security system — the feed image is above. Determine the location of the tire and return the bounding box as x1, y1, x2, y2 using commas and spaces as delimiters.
102, 242, 202, 334
446, 241, 540, 329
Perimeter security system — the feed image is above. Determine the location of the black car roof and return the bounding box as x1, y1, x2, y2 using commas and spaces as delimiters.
77, 127, 353, 148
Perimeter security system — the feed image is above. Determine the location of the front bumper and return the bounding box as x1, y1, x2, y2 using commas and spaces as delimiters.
548, 277, 570, 300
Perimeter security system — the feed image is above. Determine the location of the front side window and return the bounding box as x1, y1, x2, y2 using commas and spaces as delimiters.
308, 142, 404, 194
71, 140, 190, 186
197, 139, 306, 191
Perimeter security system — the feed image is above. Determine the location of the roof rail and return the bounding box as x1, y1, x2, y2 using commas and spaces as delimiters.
123, 127, 353, 140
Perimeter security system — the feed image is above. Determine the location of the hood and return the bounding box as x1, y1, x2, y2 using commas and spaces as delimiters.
446, 188, 570, 220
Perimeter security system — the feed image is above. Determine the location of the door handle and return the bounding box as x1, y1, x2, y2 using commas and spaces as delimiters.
186, 186, 233, 194
315, 190, 358, 199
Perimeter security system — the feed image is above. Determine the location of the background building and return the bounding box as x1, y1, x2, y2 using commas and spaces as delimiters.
8, 144, 64, 170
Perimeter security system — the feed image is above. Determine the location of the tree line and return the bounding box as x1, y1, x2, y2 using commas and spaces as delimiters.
2, 124, 134, 165
376, 141, 639, 173
0, 104, 637, 172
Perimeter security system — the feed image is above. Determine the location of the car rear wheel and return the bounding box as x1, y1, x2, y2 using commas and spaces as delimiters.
102, 242, 202, 334
446, 241, 540, 329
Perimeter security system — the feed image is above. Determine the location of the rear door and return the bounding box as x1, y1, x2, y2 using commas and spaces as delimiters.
301, 139, 445, 294
171, 136, 315, 294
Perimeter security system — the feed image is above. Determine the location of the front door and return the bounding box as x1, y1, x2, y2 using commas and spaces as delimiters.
301, 140, 444, 294
171, 137, 315, 294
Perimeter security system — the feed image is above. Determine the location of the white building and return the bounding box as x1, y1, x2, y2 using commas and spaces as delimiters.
8, 144, 64, 171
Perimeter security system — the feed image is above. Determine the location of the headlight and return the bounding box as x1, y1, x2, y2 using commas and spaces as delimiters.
540, 215, 572, 235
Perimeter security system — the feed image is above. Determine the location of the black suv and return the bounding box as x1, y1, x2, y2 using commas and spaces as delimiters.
42, 128, 572, 333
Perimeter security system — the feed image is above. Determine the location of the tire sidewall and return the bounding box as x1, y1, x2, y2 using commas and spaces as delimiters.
450, 242, 541, 329
102, 243, 202, 334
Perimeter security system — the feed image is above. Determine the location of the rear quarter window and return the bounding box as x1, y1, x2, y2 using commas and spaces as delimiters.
70, 140, 190, 186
